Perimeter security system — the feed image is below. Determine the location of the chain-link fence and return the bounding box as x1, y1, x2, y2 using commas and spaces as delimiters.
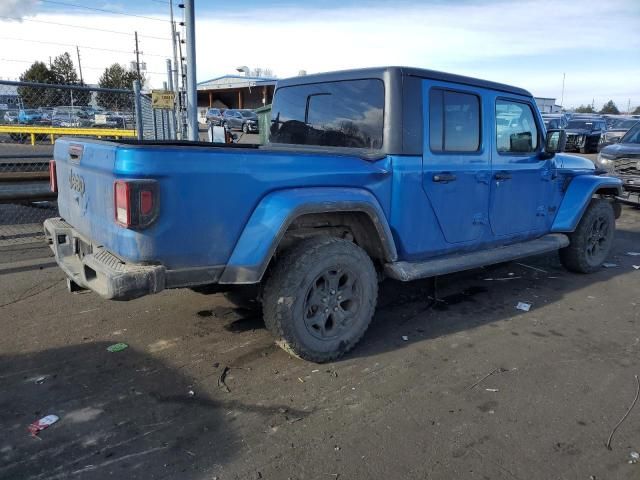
0, 79, 175, 246
0, 154, 56, 246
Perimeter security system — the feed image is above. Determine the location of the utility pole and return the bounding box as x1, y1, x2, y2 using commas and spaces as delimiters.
560, 72, 565, 108
628, 98, 631, 115
183, 0, 198, 141
76, 46, 84, 84
169, 1, 182, 139
134, 31, 141, 80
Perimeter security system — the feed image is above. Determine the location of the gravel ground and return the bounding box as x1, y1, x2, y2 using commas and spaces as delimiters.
0, 203, 639, 479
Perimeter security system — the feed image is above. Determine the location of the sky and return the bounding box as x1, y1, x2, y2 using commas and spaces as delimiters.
0, 0, 639, 110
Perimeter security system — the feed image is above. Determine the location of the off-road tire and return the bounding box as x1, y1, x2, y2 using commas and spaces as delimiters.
560, 199, 615, 273
263, 236, 378, 363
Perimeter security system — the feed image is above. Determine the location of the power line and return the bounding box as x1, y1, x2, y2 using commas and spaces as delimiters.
0, 36, 170, 58
0, 57, 169, 76
40, 0, 169, 23
0, 16, 170, 41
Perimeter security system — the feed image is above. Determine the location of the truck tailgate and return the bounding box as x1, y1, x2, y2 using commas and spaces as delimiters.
54, 138, 123, 254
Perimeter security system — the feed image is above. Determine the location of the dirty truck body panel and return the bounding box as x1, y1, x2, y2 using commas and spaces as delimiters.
46, 66, 621, 301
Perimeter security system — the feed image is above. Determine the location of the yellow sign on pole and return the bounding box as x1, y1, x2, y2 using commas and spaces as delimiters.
152, 90, 175, 109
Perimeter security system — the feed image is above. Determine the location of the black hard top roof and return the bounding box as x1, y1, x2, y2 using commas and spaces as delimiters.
276, 66, 532, 97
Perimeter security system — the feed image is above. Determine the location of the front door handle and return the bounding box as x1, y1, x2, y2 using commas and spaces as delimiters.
432, 173, 457, 183
495, 172, 512, 181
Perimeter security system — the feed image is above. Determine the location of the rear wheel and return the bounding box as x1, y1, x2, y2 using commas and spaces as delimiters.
263, 236, 378, 363
560, 199, 615, 273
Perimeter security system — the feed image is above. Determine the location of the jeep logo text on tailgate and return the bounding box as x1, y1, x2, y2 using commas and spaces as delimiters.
69, 170, 85, 194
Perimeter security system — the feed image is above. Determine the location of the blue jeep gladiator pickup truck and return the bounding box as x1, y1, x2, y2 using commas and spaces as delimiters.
45, 67, 622, 362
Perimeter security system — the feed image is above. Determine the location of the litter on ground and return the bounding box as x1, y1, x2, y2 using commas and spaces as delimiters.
602, 263, 618, 268
516, 302, 531, 312
28, 414, 59, 437
106, 343, 128, 353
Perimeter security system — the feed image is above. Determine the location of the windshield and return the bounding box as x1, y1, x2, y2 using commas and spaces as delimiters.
614, 119, 638, 129
240, 111, 257, 118
567, 120, 596, 130
620, 123, 640, 144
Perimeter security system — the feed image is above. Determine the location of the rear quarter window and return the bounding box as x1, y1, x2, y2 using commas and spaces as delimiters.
270, 79, 384, 149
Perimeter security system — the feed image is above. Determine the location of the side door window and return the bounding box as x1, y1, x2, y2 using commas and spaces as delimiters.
429, 89, 480, 153
495, 100, 538, 155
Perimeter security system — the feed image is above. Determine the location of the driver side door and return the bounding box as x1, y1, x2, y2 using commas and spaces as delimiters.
490, 97, 556, 238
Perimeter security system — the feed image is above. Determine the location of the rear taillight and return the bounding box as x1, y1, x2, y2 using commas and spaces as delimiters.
49, 160, 57, 193
114, 180, 158, 229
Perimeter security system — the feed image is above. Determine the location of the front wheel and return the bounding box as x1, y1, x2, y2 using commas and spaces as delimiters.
263, 236, 378, 363
560, 199, 615, 273
242, 123, 249, 134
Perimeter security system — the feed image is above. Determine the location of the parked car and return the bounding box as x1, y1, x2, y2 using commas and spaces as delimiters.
205, 108, 225, 126
3, 110, 18, 124
600, 118, 639, 150
45, 66, 621, 362
541, 113, 568, 130
223, 109, 259, 133
564, 118, 607, 153
18, 109, 46, 125
597, 121, 640, 206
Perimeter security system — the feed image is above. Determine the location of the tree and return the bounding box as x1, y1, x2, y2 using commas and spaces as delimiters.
633, 106, 640, 115
50, 52, 91, 106
599, 100, 619, 115
574, 104, 595, 114
17, 61, 56, 107
96, 63, 142, 111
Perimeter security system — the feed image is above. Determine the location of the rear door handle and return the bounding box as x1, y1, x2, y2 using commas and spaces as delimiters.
432, 173, 457, 183
494, 172, 512, 181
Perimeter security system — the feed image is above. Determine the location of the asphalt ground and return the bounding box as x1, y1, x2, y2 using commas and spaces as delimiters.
0, 145, 638, 480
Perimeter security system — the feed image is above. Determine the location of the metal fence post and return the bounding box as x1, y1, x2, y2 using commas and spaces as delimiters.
166, 58, 177, 140
133, 80, 143, 140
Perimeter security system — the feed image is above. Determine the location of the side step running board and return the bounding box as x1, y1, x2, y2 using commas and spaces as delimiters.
385, 234, 569, 282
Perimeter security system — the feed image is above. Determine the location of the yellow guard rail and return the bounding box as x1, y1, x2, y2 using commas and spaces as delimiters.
0, 125, 136, 145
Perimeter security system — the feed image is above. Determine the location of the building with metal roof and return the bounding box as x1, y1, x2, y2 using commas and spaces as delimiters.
197, 74, 277, 112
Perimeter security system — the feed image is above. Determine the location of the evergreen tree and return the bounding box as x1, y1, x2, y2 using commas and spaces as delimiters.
50, 52, 91, 106
96, 64, 142, 111
574, 104, 595, 114
17, 61, 56, 107
599, 100, 620, 115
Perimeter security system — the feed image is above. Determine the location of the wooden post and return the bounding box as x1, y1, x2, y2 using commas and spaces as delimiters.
208, 91, 212, 107
238, 89, 244, 109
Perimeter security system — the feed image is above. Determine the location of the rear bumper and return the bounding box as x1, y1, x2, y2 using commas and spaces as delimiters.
44, 218, 165, 300
44, 218, 224, 300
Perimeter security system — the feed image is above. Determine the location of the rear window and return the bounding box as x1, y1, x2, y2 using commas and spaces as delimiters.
270, 79, 384, 149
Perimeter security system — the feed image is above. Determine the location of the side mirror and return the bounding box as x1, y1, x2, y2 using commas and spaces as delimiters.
545, 129, 566, 155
